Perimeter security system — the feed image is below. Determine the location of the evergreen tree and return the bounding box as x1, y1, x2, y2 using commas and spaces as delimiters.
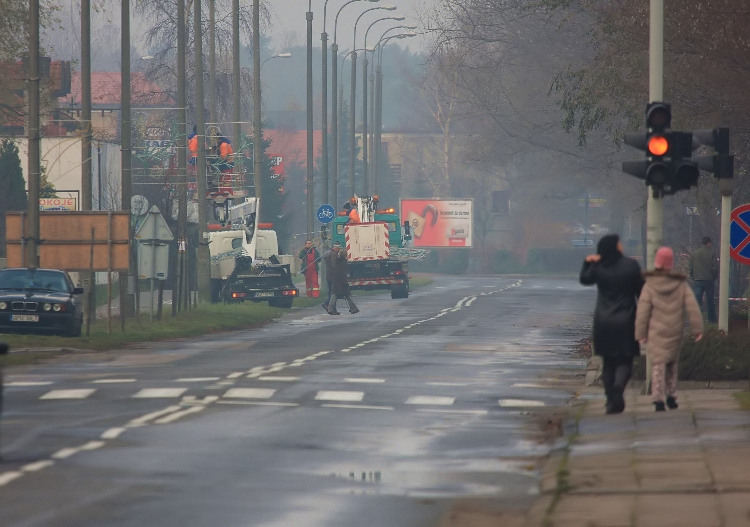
0, 139, 28, 256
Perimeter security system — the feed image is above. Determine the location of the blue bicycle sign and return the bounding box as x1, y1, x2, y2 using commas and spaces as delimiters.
317, 204, 336, 224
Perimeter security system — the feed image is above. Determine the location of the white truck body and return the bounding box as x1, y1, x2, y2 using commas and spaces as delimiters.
345, 222, 390, 261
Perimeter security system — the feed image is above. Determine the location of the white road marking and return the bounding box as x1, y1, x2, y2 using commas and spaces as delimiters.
258, 376, 299, 382
405, 395, 455, 406
498, 399, 546, 407
217, 400, 299, 407
511, 383, 547, 389
52, 447, 79, 459
23, 460, 54, 472
127, 405, 183, 427
176, 377, 221, 382
426, 382, 467, 387
40, 389, 96, 400
0, 472, 23, 486
315, 390, 364, 402
132, 388, 188, 398
224, 387, 276, 399
321, 404, 393, 410
101, 427, 126, 439
7, 381, 54, 387
155, 406, 205, 424
417, 408, 488, 415
344, 378, 386, 384
92, 378, 137, 384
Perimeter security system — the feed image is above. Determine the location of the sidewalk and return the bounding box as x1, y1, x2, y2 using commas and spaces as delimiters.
527, 378, 750, 526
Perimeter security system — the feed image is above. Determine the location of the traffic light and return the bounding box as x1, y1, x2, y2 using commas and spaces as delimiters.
692, 127, 734, 179
622, 102, 699, 196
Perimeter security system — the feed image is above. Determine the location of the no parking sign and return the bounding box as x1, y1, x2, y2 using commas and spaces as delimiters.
730, 204, 750, 264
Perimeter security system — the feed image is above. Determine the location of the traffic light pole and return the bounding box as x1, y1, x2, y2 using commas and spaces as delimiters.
646, 0, 664, 271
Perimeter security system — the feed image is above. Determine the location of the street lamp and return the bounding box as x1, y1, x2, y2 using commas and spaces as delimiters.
373, 32, 416, 194
362, 15, 404, 193
350, 5, 396, 196
261, 52, 292, 70
331, 0, 379, 209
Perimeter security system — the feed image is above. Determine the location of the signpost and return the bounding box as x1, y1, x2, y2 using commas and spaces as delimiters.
135, 205, 174, 321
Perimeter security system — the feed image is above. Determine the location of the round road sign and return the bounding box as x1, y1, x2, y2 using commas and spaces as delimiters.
730, 203, 750, 265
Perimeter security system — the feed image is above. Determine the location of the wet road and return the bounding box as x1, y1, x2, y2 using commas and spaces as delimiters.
0, 275, 594, 527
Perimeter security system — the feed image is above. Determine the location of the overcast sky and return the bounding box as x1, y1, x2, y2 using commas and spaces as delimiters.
265, 0, 436, 54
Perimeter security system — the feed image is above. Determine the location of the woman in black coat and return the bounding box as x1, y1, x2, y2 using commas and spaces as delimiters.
580, 234, 644, 414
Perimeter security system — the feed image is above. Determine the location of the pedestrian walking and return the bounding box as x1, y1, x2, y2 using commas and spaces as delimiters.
298, 240, 320, 298
689, 236, 717, 323
327, 241, 359, 315
636, 246, 704, 412
580, 233, 645, 414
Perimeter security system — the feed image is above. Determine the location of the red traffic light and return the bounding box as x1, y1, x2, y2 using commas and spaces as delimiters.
647, 135, 669, 156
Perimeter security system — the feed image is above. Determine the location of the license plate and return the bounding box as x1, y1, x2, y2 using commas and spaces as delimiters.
254, 292, 274, 297
12, 314, 39, 322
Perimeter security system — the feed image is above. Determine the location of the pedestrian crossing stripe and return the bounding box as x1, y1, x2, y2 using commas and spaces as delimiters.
224, 388, 276, 399
40, 389, 96, 399
132, 388, 188, 398
405, 395, 455, 406
315, 390, 364, 402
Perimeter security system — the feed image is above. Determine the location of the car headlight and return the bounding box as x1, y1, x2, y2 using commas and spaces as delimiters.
43, 303, 52, 311
0, 301, 6, 310
43, 303, 66, 312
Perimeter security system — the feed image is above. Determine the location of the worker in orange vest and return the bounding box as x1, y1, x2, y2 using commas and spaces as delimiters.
187, 126, 198, 174
298, 240, 320, 298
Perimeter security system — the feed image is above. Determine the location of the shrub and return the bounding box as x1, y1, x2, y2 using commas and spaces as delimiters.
633, 328, 750, 382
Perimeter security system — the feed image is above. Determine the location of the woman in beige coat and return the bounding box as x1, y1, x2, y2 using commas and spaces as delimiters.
635, 246, 703, 412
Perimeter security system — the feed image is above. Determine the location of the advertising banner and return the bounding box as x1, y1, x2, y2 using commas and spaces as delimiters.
400, 199, 472, 248
39, 197, 76, 211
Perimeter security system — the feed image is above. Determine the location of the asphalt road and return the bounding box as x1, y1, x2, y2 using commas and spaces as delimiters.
0, 275, 595, 527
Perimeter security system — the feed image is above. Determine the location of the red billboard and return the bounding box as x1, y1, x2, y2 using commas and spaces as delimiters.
400, 199, 472, 248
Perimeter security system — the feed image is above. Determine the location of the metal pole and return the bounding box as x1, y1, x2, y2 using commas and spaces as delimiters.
253, 0, 262, 208
645, 0, 664, 394
121, 0, 135, 316
362, 53, 368, 193
306, 4, 314, 240
321, 2, 329, 208
194, 0, 210, 303
349, 50, 357, 196
646, 0, 664, 271
719, 192, 731, 332
232, 0, 241, 161
81, 0, 91, 212
331, 42, 338, 207
209, 0, 216, 123
176, 0, 187, 314
27, 0, 41, 269
374, 60, 382, 195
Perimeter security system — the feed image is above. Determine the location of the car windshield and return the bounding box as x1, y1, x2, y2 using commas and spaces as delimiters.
0, 270, 70, 292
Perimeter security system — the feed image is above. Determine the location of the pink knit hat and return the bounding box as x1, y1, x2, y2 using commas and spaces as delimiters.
654, 246, 674, 270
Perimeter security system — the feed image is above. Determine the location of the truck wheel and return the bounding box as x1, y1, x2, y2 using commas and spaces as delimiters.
269, 298, 293, 309
391, 284, 409, 299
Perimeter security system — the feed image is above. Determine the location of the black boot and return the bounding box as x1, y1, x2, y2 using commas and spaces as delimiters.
654, 401, 666, 412
666, 396, 678, 409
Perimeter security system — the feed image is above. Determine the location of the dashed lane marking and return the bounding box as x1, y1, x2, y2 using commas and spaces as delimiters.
321, 404, 393, 410
7, 381, 54, 387
176, 377, 222, 382
92, 379, 137, 384
258, 376, 299, 382
344, 378, 386, 384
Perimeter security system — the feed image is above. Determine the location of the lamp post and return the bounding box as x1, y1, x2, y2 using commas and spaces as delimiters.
331, 0, 378, 209
306, 1, 314, 241
362, 14, 404, 194
350, 5, 396, 197
374, 32, 416, 194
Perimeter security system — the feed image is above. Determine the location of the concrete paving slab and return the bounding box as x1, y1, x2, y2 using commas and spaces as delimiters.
635, 494, 721, 527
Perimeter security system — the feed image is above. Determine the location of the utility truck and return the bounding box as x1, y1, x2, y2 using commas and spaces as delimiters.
208, 198, 298, 307
330, 195, 422, 299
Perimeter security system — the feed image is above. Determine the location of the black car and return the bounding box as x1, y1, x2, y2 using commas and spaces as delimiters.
0, 268, 84, 337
